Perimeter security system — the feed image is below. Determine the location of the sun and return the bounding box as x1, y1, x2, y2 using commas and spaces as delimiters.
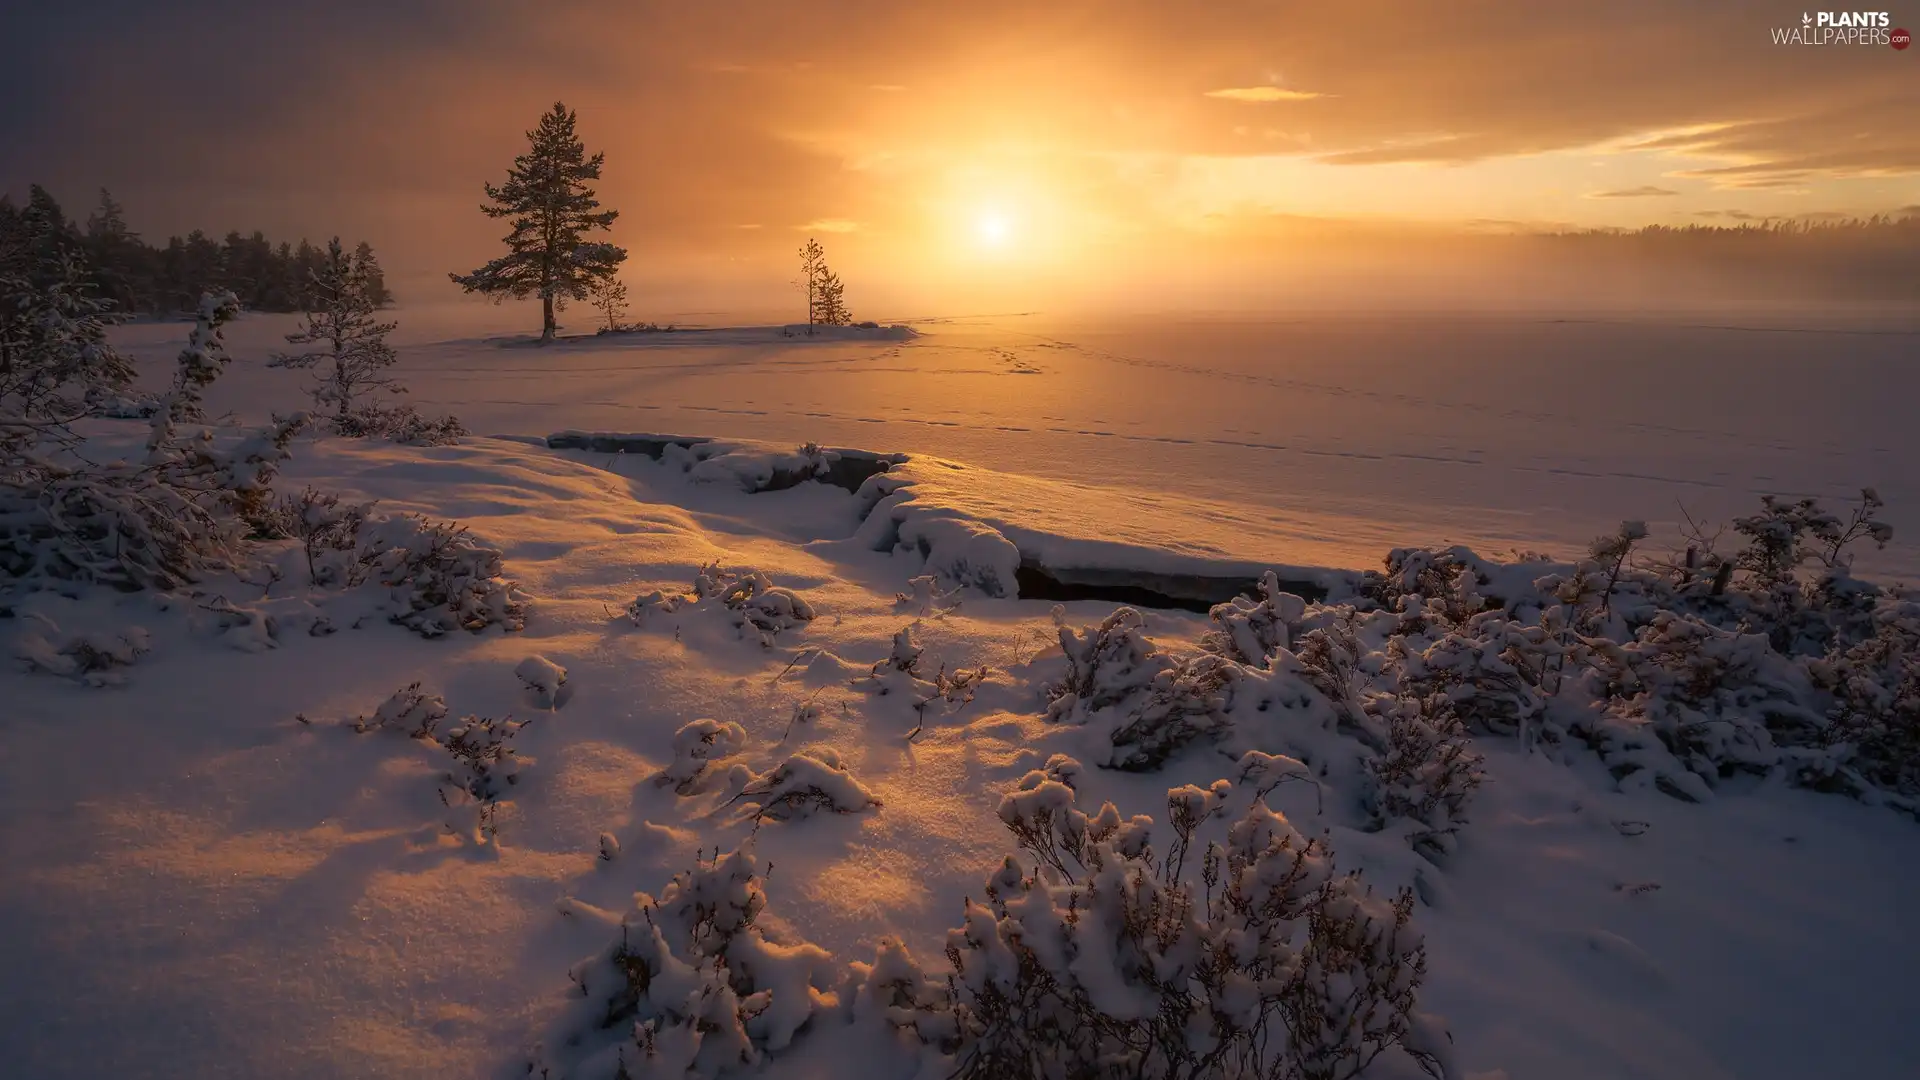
973, 210, 1014, 249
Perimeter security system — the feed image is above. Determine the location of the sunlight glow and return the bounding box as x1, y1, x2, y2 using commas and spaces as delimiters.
975, 210, 1013, 248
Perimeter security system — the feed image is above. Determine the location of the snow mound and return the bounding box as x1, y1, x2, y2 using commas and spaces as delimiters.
515, 654, 568, 707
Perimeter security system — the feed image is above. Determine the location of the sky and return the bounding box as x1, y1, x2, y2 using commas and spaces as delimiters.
3, 0, 1917, 311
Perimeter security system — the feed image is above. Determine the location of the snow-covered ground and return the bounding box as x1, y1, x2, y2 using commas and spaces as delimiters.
105, 302, 1920, 581
4, 306, 1918, 1079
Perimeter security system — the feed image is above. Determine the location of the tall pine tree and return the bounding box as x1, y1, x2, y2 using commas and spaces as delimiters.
450, 102, 626, 342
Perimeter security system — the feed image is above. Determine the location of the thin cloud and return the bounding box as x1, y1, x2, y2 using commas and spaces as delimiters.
797, 218, 858, 233
1204, 87, 1324, 103
1585, 185, 1680, 198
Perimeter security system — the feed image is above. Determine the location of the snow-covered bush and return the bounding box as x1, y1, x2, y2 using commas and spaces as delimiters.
329, 402, 469, 446
1812, 592, 1920, 799
1360, 547, 1486, 625
907, 758, 1452, 1080
645, 563, 815, 646
262, 487, 377, 587
625, 588, 684, 624
855, 625, 931, 697
2, 291, 309, 594
1295, 621, 1374, 738
354, 513, 530, 637
894, 573, 962, 615
557, 845, 838, 1079
1388, 615, 1554, 741
1044, 607, 1240, 769
11, 616, 150, 687
1104, 654, 1237, 771
1583, 612, 1816, 797
723, 572, 816, 645
728, 748, 879, 821
853, 624, 987, 734
1204, 569, 1308, 667
346, 683, 525, 841
1044, 607, 1174, 720
1362, 694, 1484, 856
659, 718, 747, 795
437, 712, 528, 842
352, 681, 449, 737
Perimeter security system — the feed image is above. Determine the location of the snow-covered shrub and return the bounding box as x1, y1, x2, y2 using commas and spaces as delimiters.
855, 625, 932, 696
922, 759, 1452, 1080
1389, 615, 1554, 741
88, 391, 162, 420
517, 655, 568, 707
1105, 654, 1237, 771
11, 617, 150, 687
353, 682, 449, 737
263, 487, 377, 587
723, 572, 816, 645
661, 563, 815, 646
1295, 621, 1375, 739
354, 513, 529, 637
1812, 593, 1920, 798
438, 712, 528, 841
729, 748, 879, 821
1362, 694, 1485, 856
625, 588, 684, 625
1044, 607, 1173, 720
2, 291, 315, 594
848, 936, 958, 1041
559, 845, 838, 1079
1045, 607, 1240, 769
1584, 612, 1817, 795
1360, 547, 1486, 625
894, 573, 962, 615
329, 402, 468, 446
659, 719, 747, 795
1203, 569, 1308, 667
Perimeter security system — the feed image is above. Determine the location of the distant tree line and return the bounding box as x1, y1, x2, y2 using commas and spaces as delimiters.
0, 185, 393, 318
1530, 214, 1920, 299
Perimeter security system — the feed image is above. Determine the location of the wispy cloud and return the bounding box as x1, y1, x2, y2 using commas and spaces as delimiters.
1204, 86, 1324, 103
1585, 185, 1680, 198
797, 218, 859, 233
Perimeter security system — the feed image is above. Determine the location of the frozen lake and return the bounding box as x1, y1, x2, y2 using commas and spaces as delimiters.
113, 304, 1920, 579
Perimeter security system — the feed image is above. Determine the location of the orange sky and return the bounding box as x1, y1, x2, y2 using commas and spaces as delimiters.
4, 1, 1916, 310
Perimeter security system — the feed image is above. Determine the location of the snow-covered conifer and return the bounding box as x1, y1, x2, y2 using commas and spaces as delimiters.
268, 238, 402, 425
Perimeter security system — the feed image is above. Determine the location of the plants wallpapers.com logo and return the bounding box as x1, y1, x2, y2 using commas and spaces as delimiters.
1770, 10, 1909, 45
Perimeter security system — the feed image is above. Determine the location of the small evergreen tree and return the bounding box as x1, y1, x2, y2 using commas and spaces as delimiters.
590, 276, 628, 332
797, 237, 852, 329
269, 238, 400, 424
449, 102, 626, 342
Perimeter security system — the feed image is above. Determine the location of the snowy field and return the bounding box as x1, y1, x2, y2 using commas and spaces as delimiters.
109, 302, 1920, 580
4, 304, 1919, 1080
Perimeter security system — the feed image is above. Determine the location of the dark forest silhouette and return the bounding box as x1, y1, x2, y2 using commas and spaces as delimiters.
0, 185, 392, 317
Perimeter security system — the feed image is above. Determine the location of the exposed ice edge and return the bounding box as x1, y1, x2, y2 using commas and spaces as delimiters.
545, 431, 1357, 610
